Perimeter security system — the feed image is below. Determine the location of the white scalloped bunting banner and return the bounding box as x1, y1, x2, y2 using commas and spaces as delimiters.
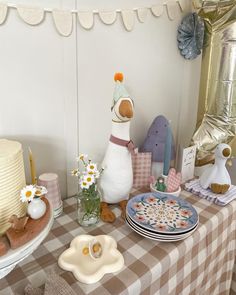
0, 1, 184, 36
121, 10, 135, 32
99, 11, 117, 25
151, 4, 164, 17
0, 3, 8, 25
178, 0, 187, 12
17, 6, 44, 25
78, 11, 94, 30
137, 8, 148, 23
166, 1, 178, 20
52, 10, 73, 37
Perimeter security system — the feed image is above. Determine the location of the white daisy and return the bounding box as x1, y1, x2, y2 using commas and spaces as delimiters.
80, 180, 90, 189
20, 185, 36, 202
83, 174, 95, 186
71, 169, 80, 176
87, 169, 100, 178
34, 186, 48, 197
87, 163, 97, 172
76, 154, 88, 162
94, 170, 100, 179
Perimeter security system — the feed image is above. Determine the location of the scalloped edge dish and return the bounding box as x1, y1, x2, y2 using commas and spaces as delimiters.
58, 235, 124, 284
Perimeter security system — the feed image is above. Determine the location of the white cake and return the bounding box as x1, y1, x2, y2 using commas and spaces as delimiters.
0, 139, 27, 234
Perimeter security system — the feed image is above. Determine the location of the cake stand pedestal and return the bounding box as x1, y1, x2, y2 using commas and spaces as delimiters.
0, 208, 54, 279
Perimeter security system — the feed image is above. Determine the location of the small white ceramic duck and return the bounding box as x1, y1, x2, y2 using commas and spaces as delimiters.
100, 73, 134, 222
199, 143, 231, 194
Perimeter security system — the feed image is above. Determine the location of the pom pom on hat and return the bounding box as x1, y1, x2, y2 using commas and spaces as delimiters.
112, 72, 130, 106
114, 72, 123, 82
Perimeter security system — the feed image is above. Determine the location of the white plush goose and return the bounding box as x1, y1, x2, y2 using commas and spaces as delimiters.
199, 143, 231, 194
100, 73, 134, 222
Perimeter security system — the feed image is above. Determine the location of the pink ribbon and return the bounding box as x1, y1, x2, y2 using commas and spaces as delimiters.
110, 135, 135, 155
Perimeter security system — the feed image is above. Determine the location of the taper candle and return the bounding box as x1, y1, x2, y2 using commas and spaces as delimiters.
163, 123, 172, 176
28, 147, 37, 184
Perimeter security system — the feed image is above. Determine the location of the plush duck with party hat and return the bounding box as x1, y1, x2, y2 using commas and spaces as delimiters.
100, 73, 134, 223
199, 143, 231, 194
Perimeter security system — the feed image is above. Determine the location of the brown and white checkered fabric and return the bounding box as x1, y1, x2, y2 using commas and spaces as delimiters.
1, 188, 236, 295
132, 152, 152, 188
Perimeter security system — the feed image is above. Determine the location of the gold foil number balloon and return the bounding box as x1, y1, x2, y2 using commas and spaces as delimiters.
191, 0, 236, 165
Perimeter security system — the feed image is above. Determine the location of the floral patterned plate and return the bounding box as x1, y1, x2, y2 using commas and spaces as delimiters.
126, 215, 198, 240
126, 216, 198, 240
125, 216, 198, 242
126, 193, 198, 234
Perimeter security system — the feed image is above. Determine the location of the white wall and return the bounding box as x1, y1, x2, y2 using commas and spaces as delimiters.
0, 0, 207, 197
77, 0, 201, 164
0, 0, 78, 197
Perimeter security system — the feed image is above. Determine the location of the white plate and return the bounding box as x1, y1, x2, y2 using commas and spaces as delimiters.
126, 214, 198, 239
126, 216, 198, 242
126, 192, 199, 235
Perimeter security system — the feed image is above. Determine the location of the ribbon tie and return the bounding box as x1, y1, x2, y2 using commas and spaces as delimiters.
109, 135, 135, 155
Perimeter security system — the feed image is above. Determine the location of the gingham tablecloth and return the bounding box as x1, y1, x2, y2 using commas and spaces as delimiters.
1, 189, 236, 295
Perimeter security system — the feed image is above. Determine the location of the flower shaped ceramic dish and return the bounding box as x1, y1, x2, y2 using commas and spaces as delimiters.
58, 235, 124, 284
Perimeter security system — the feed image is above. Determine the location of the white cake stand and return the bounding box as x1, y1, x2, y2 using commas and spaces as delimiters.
0, 208, 54, 279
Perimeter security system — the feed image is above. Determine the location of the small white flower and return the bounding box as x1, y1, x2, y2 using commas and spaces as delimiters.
20, 185, 36, 202
71, 169, 80, 176
94, 171, 100, 179
76, 154, 88, 162
87, 169, 100, 179
34, 186, 48, 197
87, 163, 101, 179
87, 163, 97, 172
80, 180, 90, 189
83, 174, 95, 185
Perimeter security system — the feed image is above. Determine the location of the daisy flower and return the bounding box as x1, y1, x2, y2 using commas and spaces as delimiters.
88, 169, 100, 179
94, 170, 100, 178
80, 180, 90, 189
83, 174, 95, 186
34, 186, 48, 197
87, 163, 97, 172
71, 169, 80, 177
76, 154, 88, 162
87, 169, 99, 178
20, 185, 36, 203
85, 171, 100, 178
71, 154, 104, 191
87, 163, 100, 178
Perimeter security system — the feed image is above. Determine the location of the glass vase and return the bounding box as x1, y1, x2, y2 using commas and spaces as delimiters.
77, 189, 101, 226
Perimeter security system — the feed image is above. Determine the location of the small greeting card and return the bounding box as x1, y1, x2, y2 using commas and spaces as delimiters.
180, 146, 196, 183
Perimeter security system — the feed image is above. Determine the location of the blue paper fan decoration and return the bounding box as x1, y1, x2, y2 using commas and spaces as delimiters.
177, 13, 205, 60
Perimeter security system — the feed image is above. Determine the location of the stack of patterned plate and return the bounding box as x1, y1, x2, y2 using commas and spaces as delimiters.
126, 192, 199, 242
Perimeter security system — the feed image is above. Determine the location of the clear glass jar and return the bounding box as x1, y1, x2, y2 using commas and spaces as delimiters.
77, 189, 101, 226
